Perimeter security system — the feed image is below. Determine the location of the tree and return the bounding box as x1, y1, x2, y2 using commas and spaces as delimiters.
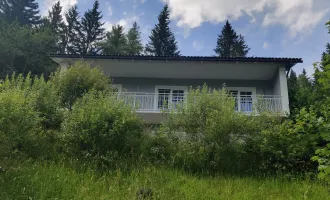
47, 1, 66, 53
287, 70, 298, 113
99, 25, 127, 55
78, 0, 105, 55
64, 6, 81, 54
0, 19, 58, 79
214, 20, 250, 57
287, 69, 314, 115
0, 0, 41, 25
321, 43, 330, 68
145, 5, 180, 56
296, 69, 313, 109
126, 22, 143, 55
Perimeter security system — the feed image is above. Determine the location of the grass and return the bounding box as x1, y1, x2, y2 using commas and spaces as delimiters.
0, 160, 329, 200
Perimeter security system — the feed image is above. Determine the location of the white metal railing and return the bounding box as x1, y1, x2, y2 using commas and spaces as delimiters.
117, 93, 283, 113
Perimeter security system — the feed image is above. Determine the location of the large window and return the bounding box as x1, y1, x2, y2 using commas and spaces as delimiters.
228, 88, 256, 112
155, 86, 188, 110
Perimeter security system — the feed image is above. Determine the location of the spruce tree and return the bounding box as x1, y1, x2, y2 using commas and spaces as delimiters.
214, 20, 250, 57
65, 6, 81, 55
287, 70, 298, 113
145, 5, 180, 56
321, 43, 330, 69
0, 0, 41, 25
126, 22, 143, 55
47, 1, 66, 53
99, 25, 127, 55
79, 0, 105, 55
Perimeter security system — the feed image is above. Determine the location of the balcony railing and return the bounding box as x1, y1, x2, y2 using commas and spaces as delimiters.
117, 93, 283, 113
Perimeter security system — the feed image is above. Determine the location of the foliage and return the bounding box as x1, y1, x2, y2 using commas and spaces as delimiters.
62, 91, 144, 165
0, 19, 58, 79
64, 6, 82, 54
287, 69, 314, 115
45, 1, 66, 54
157, 85, 262, 173
0, 0, 41, 25
51, 62, 111, 110
259, 108, 322, 173
312, 134, 330, 182
145, 5, 180, 56
99, 25, 128, 55
126, 22, 144, 55
1, 160, 330, 200
0, 87, 40, 157
78, 0, 105, 55
214, 20, 250, 57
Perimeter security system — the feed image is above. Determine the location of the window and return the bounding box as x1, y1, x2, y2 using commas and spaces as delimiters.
228, 87, 256, 112
155, 86, 188, 110
112, 84, 122, 93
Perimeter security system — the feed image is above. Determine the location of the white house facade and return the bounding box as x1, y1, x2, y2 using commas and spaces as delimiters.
51, 55, 303, 123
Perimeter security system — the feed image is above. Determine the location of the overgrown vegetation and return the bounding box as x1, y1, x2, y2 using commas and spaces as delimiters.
1, 61, 330, 198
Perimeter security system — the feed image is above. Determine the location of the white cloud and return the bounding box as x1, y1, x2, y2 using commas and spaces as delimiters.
43, 0, 78, 16
104, 21, 113, 32
192, 40, 204, 51
163, 0, 329, 39
141, 0, 146, 3
263, 41, 269, 49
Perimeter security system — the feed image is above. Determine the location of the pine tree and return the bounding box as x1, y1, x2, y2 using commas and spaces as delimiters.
64, 6, 81, 54
321, 43, 330, 68
126, 22, 143, 55
214, 20, 250, 57
0, 0, 41, 25
296, 69, 313, 108
99, 25, 127, 55
287, 69, 313, 115
287, 70, 298, 113
145, 5, 180, 56
79, 0, 105, 55
47, 1, 66, 53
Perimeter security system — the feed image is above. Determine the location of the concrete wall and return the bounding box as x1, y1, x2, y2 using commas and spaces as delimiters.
112, 77, 274, 95
272, 67, 290, 114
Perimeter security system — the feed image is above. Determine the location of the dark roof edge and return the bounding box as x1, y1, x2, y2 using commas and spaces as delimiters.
50, 54, 303, 70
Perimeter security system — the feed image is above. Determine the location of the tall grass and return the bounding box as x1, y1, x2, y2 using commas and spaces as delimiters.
0, 160, 329, 200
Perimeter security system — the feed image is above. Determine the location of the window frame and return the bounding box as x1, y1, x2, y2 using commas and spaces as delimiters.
226, 87, 257, 112
154, 85, 188, 110
112, 84, 123, 94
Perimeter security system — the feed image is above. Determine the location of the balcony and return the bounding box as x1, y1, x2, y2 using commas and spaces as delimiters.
117, 93, 283, 114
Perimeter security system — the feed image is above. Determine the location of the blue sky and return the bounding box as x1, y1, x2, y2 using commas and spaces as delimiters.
38, 0, 330, 76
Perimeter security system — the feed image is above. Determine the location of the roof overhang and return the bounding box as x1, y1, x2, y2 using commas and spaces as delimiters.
50, 54, 303, 80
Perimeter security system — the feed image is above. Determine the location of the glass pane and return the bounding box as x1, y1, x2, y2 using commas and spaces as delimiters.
158, 89, 171, 109
240, 91, 253, 112
172, 90, 185, 109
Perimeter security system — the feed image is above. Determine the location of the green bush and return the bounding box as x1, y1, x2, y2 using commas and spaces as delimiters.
157, 85, 264, 173
0, 88, 41, 157
311, 104, 330, 182
51, 62, 111, 110
155, 85, 323, 175
62, 91, 144, 165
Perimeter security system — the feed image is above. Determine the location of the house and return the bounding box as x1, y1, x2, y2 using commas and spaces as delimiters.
51, 54, 303, 124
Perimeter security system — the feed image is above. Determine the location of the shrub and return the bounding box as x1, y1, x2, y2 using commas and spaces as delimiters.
158, 85, 266, 173
51, 62, 111, 110
157, 85, 322, 175
311, 104, 330, 182
0, 88, 41, 157
259, 108, 321, 173
62, 91, 144, 165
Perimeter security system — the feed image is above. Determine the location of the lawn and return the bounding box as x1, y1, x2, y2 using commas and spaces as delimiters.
0, 160, 329, 200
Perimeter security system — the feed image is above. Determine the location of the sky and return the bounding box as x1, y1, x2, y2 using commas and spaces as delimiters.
37, 0, 330, 76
